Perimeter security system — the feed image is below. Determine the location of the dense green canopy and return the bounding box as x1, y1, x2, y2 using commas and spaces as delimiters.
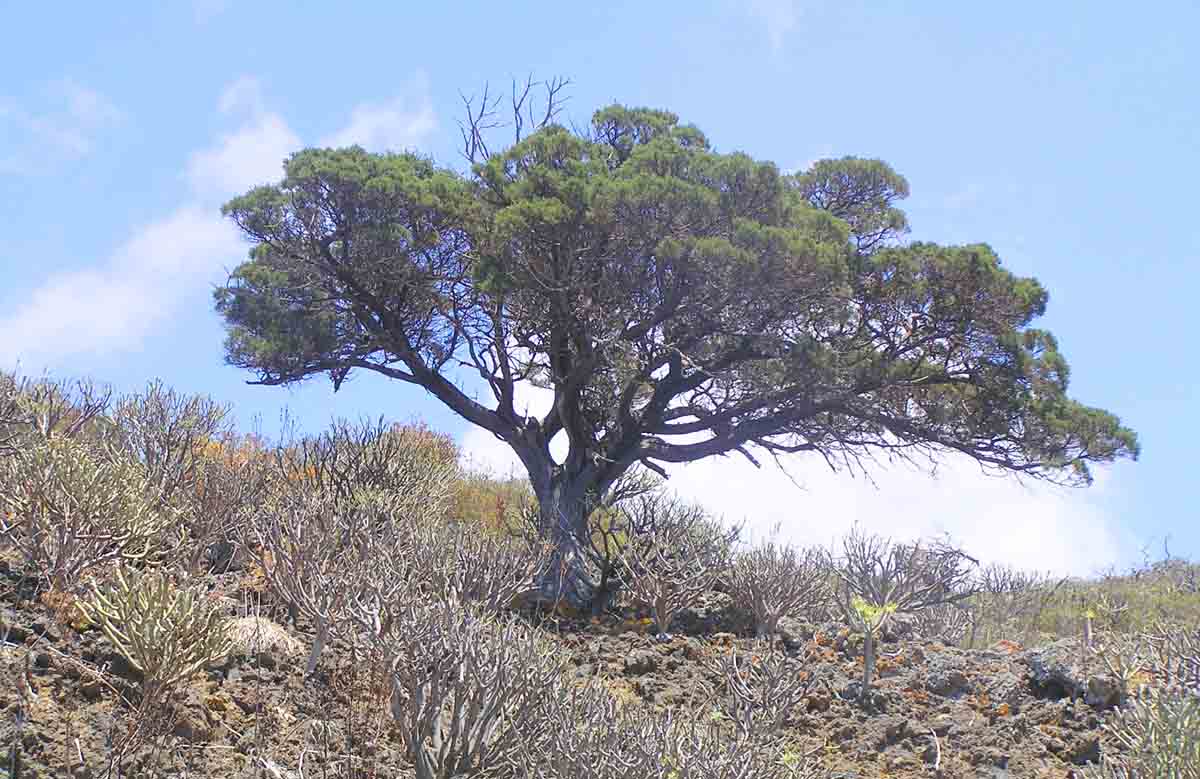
215, 103, 1137, 537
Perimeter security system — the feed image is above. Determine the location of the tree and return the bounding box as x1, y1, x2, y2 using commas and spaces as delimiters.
213, 79, 1138, 608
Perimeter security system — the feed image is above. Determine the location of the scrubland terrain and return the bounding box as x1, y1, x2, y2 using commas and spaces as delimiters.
0, 374, 1196, 778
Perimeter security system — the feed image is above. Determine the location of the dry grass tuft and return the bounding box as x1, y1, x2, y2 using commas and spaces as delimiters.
226, 616, 305, 660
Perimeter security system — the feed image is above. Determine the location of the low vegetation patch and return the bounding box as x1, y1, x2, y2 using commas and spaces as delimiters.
0, 372, 1190, 777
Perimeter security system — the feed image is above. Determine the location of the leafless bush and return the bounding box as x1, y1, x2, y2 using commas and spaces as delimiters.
1150, 556, 1200, 595
78, 566, 232, 701
276, 416, 458, 510
1, 374, 112, 446
0, 436, 167, 592
705, 642, 822, 742
963, 563, 1066, 648
833, 529, 978, 699
407, 519, 546, 612
498, 669, 822, 779
726, 529, 829, 642
253, 489, 416, 674
618, 493, 738, 636
102, 380, 231, 506
651, 715, 821, 779
174, 433, 273, 574
0, 371, 25, 457
911, 600, 975, 645
1144, 622, 1200, 697
354, 595, 572, 779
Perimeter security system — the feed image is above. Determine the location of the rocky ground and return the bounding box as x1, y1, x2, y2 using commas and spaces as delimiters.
0, 562, 1132, 779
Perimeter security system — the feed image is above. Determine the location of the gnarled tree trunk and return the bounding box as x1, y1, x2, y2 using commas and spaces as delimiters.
529, 479, 600, 612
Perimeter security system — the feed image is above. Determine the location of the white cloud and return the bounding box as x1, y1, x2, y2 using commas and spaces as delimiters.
0, 80, 123, 172
459, 380, 1126, 577
0, 208, 242, 369
745, 0, 803, 52
217, 76, 266, 116
0, 81, 297, 370
185, 112, 300, 200
0, 74, 441, 372
321, 77, 436, 152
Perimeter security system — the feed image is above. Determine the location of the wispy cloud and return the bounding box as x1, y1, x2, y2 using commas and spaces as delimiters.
0, 79, 124, 173
0, 208, 243, 368
320, 75, 436, 152
185, 115, 301, 201
0, 94, 286, 369
745, 0, 803, 52
0, 75, 439, 372
193, 0, 231, 24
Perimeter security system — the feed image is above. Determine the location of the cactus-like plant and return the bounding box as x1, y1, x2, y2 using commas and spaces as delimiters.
0, 436, 167, 591
0, 372, 111, 455
103, 380, 231, 508
405, 518, 547, 612
78, 567, 232, 699
356, 595, 571, 779
274, 416, 458, 511
1086, 689, 1200, 778
705, 642, 821, 741
254, 488, 424, 674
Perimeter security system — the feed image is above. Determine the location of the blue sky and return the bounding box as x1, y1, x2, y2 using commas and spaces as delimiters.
1, 2, 1195, 574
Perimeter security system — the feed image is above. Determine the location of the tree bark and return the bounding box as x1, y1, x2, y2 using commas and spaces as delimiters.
860, 630, 877, 702
529, 480, 599, 612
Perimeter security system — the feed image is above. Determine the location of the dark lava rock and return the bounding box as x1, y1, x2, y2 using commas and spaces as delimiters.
925, 655, 974, 698
623, 648, 659, 675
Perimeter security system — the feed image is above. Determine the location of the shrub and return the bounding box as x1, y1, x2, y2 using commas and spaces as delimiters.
275, 417, 458, 512
102, 380, 231, 507
1087, 690, 1200, 778
618, 492, 737, 637
406, 518, 547, 612
176, 432, 273, 574
705, 642, 822, 742
0, 436, 167, 591
0, 373, 111, 452
450, 469, 534, 536
513, 686, 822, 778
832, 529, 977, 700
961, 563, 1066, 648
78, 566, 232, 700
0, 370, 25, 456
253, 489, 417, 674
726, 531, 829, 642
356, 595, 571, 779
